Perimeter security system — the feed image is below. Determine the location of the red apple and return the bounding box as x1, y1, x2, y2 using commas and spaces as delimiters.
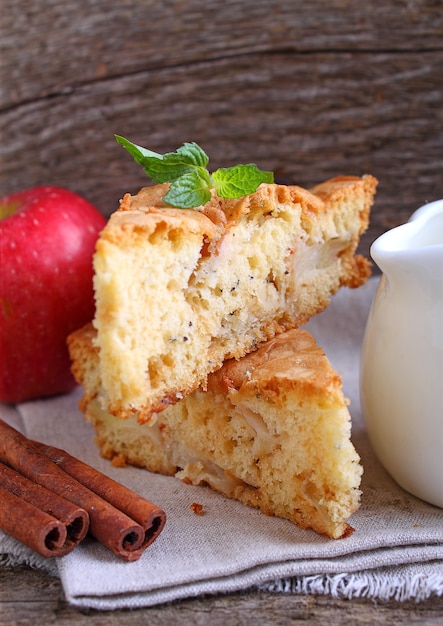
0, 186, 106, 403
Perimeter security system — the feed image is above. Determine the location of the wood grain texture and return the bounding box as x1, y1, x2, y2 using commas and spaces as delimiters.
2, 0, 442, 108
1, 565, 443, 626
1, 0, 442, 262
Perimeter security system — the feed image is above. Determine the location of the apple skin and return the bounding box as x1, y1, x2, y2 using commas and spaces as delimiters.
0, 186, 106, 403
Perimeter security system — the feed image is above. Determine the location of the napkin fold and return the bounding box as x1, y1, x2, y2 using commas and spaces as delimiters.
1, 278, 442, 610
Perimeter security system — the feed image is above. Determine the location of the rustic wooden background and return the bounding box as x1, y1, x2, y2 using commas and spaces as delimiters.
1, 0, 442, 265
1, 1, 443, 622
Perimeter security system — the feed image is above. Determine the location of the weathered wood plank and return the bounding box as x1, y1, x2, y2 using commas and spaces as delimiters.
1, 0, 442, 109
1, 565, 443, 626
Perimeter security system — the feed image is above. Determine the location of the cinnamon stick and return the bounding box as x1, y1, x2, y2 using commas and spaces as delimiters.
0, 485, 72, 558
0, 461, 89, 551
0, 419, 166, 560
34, 441, 167, 556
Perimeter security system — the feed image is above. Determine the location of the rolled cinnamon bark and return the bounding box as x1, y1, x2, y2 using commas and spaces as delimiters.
0, 485, 73, 558
0, 461, 89, 549
0, 419, 162, 560
34, 442, 167, 555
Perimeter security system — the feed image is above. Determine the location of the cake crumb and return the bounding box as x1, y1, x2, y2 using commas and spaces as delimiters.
111, 454, 128, 468
190, 502, 204, 515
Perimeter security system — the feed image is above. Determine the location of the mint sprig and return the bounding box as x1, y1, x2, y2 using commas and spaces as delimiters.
115, 135, 274, 208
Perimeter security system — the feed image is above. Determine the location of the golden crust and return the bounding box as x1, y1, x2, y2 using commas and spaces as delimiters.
116, 175, 377, 240
101, 201, 219, 246
208, 328, 343, 402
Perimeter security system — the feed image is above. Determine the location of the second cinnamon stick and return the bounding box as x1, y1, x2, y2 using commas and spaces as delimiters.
0, 485, 72, 558
35, 441, 167, 556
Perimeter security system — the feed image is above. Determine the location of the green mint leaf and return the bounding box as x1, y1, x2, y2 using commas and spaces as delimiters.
115, 135, 162, 163
140, 156, 192, 183
116, 136, 209, 184
173, 142, 209, 168
163, 170, 211, 208
147, 143, 209, 183
211, 164, 274, 199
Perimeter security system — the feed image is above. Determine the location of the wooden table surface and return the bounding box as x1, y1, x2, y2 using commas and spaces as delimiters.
1, 0, 442, 622
1, 564, 442, 625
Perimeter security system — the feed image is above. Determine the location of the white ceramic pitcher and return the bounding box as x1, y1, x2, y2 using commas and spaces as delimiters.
360, 199, 443, 508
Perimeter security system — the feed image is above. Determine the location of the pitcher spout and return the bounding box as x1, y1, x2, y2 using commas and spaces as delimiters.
370, 199, 443, 280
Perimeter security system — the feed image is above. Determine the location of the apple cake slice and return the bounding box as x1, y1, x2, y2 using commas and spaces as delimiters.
83, 175, 376, 422
69, 325, 362, 539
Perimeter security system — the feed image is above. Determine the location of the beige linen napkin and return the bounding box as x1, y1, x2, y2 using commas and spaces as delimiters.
1, 278, 442, 609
